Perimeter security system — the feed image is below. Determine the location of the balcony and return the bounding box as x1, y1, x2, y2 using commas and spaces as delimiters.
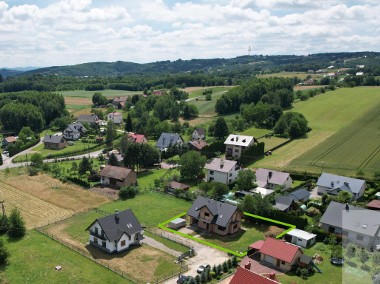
89, 230, 107, 241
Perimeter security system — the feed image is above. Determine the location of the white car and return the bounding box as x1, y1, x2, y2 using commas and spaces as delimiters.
197, 264, 210, 274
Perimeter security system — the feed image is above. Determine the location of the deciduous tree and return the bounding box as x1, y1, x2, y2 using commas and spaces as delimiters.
8, 208, 26, 238
179, 151, 206, 181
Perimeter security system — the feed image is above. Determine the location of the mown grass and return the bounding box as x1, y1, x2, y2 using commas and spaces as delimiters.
0, 231, 127, 284
144, 231, 189, 253
187, 86, 232, 99
59, 89, 139, 98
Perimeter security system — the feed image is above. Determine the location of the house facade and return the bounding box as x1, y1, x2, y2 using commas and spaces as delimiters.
284, 228, 317, 248
224, 134, 254, 159
156, 133, 184, 152
112, 97, 128, 109
191, 128, 205, 140
42, 134, 67, 150
205, 158, 240, 185
63, 122, 87, 140
316, 173, 366, 200
107, 112, 123, 124
86, 209, 143, 253
187, 196, 244, 236
100, 165, 137, 189
255, 168, 293, 190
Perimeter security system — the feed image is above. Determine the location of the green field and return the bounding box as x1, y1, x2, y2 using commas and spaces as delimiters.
252, 87, 380, 177
190, 89, 230, 116
187, 86, 232, 99
0, 231, 127, 284
59, 89, 140, 98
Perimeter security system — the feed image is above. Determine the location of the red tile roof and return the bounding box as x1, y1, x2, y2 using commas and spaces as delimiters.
4, 136, 17, 143
260, 238, 302, 263
128, 133, 147, 143
367, 200, 380, 210
249, 240, 264, 250
229, 267, 279, 284
168, 181, 190, 190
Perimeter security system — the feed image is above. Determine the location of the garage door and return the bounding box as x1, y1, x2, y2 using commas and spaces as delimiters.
264, 255, 274, 264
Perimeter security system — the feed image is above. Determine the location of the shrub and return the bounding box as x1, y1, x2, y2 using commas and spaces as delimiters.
222, 261, 228, 273
119, 185, 139, 200
8, 208, 26, 238
360, 264, 370, 271
0, 239, 9, 265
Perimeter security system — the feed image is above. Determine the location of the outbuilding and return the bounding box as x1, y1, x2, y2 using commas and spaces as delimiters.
284, 228, 316, 248
168, 218, 187, 230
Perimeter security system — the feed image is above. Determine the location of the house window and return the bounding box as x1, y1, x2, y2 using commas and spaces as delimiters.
95, 227, 98, 235
281, 261, 286, 265
102, 241, 106, 248
204, 212, 210, 217
210, 171, 214, 175
229, 173, 232, 177
356, 234, 364, 241
128, 235, 131, 241
234, 149, 239, 153
121, 240, 126, 247
233, 224, 237, 229
298, 238, 303, 242
94, 237, 98, 244
209, 177, 214, 181
218, 226, 225, 231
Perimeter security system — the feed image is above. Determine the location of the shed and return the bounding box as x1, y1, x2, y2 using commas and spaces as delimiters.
247, 240, 264, 256
284, 228, 316, 248
168, 218, 186, 230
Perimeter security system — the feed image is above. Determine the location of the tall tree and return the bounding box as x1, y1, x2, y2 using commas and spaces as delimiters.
125, 114, 133, 132
108, 152, 119, 166
78, 156, 92, 174
213, 117, 229, 140
30, 153, 43, 169
7, 208, 26, 238
18, 127, 34, 143
105, 120, 117, 147
92, 92, 107, 106
235, 170, 256, 191
179, 151, 206, 181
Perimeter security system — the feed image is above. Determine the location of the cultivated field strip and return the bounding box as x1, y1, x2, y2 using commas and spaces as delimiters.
0, 181, 73, 229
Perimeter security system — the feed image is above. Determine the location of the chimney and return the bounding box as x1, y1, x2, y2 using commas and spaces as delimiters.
345, 203, 349, 211
220, 159, 224, 169
269, 272, 276, 280
244, 261, 251, 270
115, 209, 119, 223
268, 171, 272, 179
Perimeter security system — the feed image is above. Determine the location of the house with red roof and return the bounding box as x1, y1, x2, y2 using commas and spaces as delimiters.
230, 267, 279, 284
128, 133, 147, 144
249, 237, 303, 272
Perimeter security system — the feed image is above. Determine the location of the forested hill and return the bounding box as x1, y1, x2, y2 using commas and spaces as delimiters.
15, 51, 380, 77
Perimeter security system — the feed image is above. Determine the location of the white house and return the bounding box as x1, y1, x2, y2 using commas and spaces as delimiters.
224, 134, 255, 159
86, 209, 143, 253
107, 112, 123, 124
255, 168, 293, 190
316, 173, 366, 200
285, 228, 317, 248
63, 122, 87, 141
205, 158, 240, 185
192, 128, 205, 140
156, 133, 184, 152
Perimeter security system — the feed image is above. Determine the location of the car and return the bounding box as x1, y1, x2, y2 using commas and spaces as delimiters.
330, 258, 344, 266
197, 264, 211, 274
177, 275, 191, 284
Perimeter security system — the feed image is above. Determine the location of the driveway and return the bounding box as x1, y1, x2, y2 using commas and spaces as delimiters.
310, 186, 322, 199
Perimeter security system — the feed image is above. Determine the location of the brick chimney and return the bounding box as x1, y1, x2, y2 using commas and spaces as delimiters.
244, 260, 251, 270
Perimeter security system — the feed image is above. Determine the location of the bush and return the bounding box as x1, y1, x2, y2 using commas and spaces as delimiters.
8, 208, 26, 238
119, 186, 138, 200
0, 239, 9, 265
360, 264, 370, 271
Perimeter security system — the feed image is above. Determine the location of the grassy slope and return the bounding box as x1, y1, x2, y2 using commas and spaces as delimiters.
0, 231, 127, 284
59, 89, 140, 98
252, 87, 380, 176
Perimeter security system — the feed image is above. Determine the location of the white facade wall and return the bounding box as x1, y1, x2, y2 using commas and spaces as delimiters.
207, 168, 239, 185
283, 177, 293, 189
225, 145, 244, 159
63, 130, 81, 140
289, 236, 316, 248
100, 176, 110, 186
192, 131, 204, 140
107, 114, 123, 124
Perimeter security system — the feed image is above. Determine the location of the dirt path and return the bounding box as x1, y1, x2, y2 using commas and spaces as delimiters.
143, 236, 181, 257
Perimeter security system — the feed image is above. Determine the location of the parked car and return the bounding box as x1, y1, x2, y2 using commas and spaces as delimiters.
197, 264, 211, 274
330, 258, 344, 266
177, 275, 191, 284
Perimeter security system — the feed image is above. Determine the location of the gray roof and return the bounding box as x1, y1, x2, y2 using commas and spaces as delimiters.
42, 134, 65, 144
256, 168, 291, 188
320, 201, 380, 237
156, 133, 183, 149
205, 158, 237, 173
86, 209, 142, 242
288, 189, 310, 201
77, 114, 99, 123
187, 196, 241, 228
65, 122, 87, 134
317, 173, 365, 195
274, 195, 294, 211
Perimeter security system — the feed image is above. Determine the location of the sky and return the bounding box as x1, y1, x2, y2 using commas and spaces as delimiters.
0, 0, 379, 68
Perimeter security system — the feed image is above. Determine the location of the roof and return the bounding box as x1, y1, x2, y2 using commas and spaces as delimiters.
86, 209, 142, 242
256, 168, 291, 188
42, 134, 65, 144
230, 267, 279, 284
99, 165, 134, 181
156, 133, 183, 149
65, 122, 87, 134
113, 96, 128, 103
286, 228, 317, 240
316, 173, 365, 195
367, 200, 380, 210
224, 134, 254, 147
169, 218, 186, 225
299, 254, 313, 265
108, 112, 122, 116
205, 158, 238, 173
249, 240, 264, 250
251, 187, 274, 197
77, 114, 99, 123
188, 140, 208, 150
260, 238, 302, 263
274, 195, 294, 211
320, 201, 380, 237
168, 181, 190, 190
128, 133, 146, 143
288, 189, 310, 201
194, 128, 205, 136
4, 136, 17, 143
187, 196, 242, 228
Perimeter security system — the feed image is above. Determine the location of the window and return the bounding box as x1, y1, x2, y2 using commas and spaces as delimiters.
128, 235, 131, 241
94, 237, 98, 244
95, 227, 98, 235
234, 149, 239, 153
229, 173, 232, 177
233, 224, 237, 229
210, 171, 214, 175
229, 179, 232, 183
204, 212, 210, 217
356, 234, 364, 241
209, 177, 214, 181
298, 238, 303, 242
281, 261, 286, 265
121, 240, 126, 247
218, 226, 225, 231
102, 241, 106, 248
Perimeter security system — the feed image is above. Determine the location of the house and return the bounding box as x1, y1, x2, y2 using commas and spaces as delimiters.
367, 200, 380, 210
42, 134, 67, 150
356, 72, 364, 76
205, 158, 240, 185
153, 90, 162, 96
127, 133, 147, 144
316, 173, 366, 200
191, 128, 205, 140
63, 122, 87, 140
167, 181, 190, 193
188, 140, 208, 151
2, 136, 17, 148
255, 168, 293, 190
107, 112, 123, 124
187, 196, 244, 236
77, 114, 100, 126
250, 187, 274, 197
320, 201, 380, 249
287, 189, 310, 202
86, 209, 143, 253
156, 133, 184, 152
112, 97, 128, 109
99, 165, 137, 189
224, 134, 255, 159
274, 195, 296, 212
249, 237, 304, 272
230, 267, 279, 284
284, 228, 317, 248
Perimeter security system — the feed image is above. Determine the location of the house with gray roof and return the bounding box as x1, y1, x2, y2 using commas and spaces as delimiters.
100, 165, 137, 189
156, 133, 184, 152
86, 209, 143, 253
187, 196, 244, 236
77, 114, 100, 126
63, 122, 87, 141
255, 168, 293, 190
205, 158, 241, 185
320, 201, 380, 249
316, 173, 366, 200
191, 128, 205, 140
288, 189, 310, 202
274, 195, 296, 212
42, 134, 67, 150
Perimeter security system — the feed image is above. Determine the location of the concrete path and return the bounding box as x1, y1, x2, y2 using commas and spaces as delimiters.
142, 236, 182, 257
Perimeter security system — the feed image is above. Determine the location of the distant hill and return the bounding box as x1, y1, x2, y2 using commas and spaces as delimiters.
0, 68, 23, 78
10, 52, 380, 77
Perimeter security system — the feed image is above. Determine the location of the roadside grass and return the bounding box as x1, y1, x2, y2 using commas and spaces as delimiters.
59, 89, 139, 98
0, 231, 127, 284
144, 231, 189, 253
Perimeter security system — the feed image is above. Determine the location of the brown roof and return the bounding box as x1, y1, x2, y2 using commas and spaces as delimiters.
188, 140, 208, 150
260, 238, 302, 263
4, 136, 17, 143
367, 200, 380, 210
168, 181, 190, 190
100, 165, 134, 181
230, 267, 279, 284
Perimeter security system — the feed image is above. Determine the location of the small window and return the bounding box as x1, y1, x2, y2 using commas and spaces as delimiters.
233, 224, 237, 229
121, 240, 126, 246
205, 212, 210, 217
229, 173, 232, 177
298, 238, 303, 242
94, 237, 98, 244
218, 226, 225, 231
209, 177, 214, 181
210, 171, 214, 175
234, 149, 239, 153
356, 234, 364, 241
128, 235, 131, 241
281, 261, 285, 265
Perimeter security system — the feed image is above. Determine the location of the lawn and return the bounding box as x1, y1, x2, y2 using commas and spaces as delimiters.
241, 127, 271, 138
252, 86, 380, 177
59, 89, 139, 98
190, 89, 229, 116
137, 168, 180, 190
0, 231, 128, 284
186, 86, 233, 99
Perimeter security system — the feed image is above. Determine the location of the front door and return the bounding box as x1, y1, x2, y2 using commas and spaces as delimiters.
276, 259, 281, 267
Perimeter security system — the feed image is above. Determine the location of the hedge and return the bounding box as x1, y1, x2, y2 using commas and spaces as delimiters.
240, 142, 265, 166
66, 176, 91, 188
201, 141, 225, 158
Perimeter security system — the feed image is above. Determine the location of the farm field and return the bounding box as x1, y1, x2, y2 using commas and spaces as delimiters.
0, 231, 128, 284
59, 89, 139, 98
185, 86, 233, 99
0, 170, 110, 228
252, 87, 380, 177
